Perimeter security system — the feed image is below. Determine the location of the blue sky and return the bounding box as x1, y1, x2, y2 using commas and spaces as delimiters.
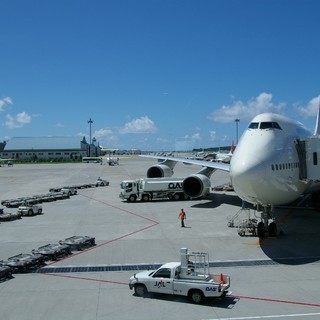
1, 0, 320, 151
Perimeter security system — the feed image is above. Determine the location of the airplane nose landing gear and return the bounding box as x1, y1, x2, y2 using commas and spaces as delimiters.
228, 203, 279, 238
258, 205, 278, 238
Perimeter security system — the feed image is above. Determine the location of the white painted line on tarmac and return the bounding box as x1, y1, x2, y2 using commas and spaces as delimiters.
202, 312, 320, 320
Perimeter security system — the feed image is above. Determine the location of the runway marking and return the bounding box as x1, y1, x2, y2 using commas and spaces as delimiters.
43, 272, 320, 310
242, 239, 272, 247
80, 193, 159, 224
205, 313, 320, 319
232, 295, 320, 308
44, 194, 160, 267
41, 194, 320, 313
43, 273, 128, 286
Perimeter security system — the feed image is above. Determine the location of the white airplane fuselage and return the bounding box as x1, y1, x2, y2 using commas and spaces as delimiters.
230, 113, 316, 206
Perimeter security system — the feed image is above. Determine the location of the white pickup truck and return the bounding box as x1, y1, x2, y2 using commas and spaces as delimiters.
129, 248, 230, 304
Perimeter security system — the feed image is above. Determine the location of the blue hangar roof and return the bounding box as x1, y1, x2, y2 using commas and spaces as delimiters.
4, 136, 87, 151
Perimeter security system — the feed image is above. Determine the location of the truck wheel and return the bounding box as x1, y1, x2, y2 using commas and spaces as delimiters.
28, 209, 33, 216
189, 290, 204, 304
142, 194, 150, 202
128, 195, 136, 202
173, 193, 180, 201
134, 284, 148, 297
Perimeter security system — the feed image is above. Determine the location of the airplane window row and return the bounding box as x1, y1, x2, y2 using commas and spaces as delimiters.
248, 122, 282, 130
271, 162, 299, 171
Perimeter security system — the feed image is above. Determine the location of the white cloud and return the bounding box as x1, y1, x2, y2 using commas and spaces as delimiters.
191, 132, 201, 142
296, 95, 320, 118
174, 133, 202, 150
94, 128, 113, 138
6, 112, 31, 128
0, 97, 13, 111
120, 116, 157, 134
209, 130, 217, 141
208, 93, 286, 123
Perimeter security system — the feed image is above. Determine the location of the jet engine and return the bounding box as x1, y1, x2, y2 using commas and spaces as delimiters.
147, 164, 173, 178
182, 174, 211, 198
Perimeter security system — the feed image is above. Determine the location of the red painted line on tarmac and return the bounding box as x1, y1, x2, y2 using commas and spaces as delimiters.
41, 194, 320, 310
80, 193, 159, 224
41, 276, 320, 309
232, 294, 320, 308
43, 195, 159, 267
44, 273, 128, 285
45, 222, 158, 267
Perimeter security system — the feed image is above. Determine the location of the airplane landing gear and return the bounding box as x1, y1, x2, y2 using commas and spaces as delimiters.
227, 203, 279, 238
257, 221, 277, 238
257, 221, 265, 238
258, 205, 277, 238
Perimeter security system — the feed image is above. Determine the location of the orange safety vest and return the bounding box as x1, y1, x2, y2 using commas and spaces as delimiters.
179, 211, 186, 220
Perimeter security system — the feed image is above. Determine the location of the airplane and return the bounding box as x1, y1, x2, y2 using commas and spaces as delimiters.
214, 141, 235, 163
142, 106, 320, 237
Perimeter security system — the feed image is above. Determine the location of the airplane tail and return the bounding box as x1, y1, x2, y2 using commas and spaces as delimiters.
313, 97, 320, 136
230, 140, 235, 154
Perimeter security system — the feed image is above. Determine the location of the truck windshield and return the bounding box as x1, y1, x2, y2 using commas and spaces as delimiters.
120, 182, 132, 189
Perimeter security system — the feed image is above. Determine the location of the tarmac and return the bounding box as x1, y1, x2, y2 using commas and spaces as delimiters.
0, 156, 320, 320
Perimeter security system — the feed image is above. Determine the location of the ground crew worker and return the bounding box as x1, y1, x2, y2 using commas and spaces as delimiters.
179, 208, 186, 227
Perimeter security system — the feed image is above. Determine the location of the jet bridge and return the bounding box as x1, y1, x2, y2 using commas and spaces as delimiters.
295, 136, 320, 181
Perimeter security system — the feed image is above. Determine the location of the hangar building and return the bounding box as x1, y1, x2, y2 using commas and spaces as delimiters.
1, 136, 101, 161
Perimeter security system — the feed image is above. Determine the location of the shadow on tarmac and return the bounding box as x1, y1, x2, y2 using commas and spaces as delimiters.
260, 207, 320, 265
191, 192, 242, 209
192, 192, 320, 266
133, 292, 239, 309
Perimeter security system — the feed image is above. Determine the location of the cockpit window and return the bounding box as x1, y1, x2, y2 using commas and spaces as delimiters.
248, 122, 282, 130
273, 122, 282, 130
248, 122, 259, 129
260, 122, 273, 129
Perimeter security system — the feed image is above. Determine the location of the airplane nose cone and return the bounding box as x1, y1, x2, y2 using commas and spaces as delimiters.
230, 154, 267, 203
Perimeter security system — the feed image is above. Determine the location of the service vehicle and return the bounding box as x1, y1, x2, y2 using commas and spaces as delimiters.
0, 208, 22, 221
107, 157, 119, 166
82, 156, 102, 163
120, 177, 188, 202
49, 191, 70, 201
61, 186, 77, 196
129, 248, 231, 304
59, 235, 96, 251
17, 202, 43, 216
2, 253, 46, 273
2, 197, 27, 208
32, 243, 72, 261
237, 218, 258, 236
96, 177, 109, 186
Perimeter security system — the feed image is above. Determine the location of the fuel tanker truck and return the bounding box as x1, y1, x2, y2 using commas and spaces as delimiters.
119, 177, 189, 202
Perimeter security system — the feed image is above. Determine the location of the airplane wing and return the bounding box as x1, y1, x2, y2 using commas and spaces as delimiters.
140, 155, 230, 172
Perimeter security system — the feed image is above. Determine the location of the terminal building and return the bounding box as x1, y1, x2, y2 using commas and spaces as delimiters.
1, 136, 102, 161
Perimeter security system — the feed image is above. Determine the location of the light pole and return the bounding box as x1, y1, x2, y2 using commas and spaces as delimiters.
234, 118, 240, 145
87, 118, 93, 156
